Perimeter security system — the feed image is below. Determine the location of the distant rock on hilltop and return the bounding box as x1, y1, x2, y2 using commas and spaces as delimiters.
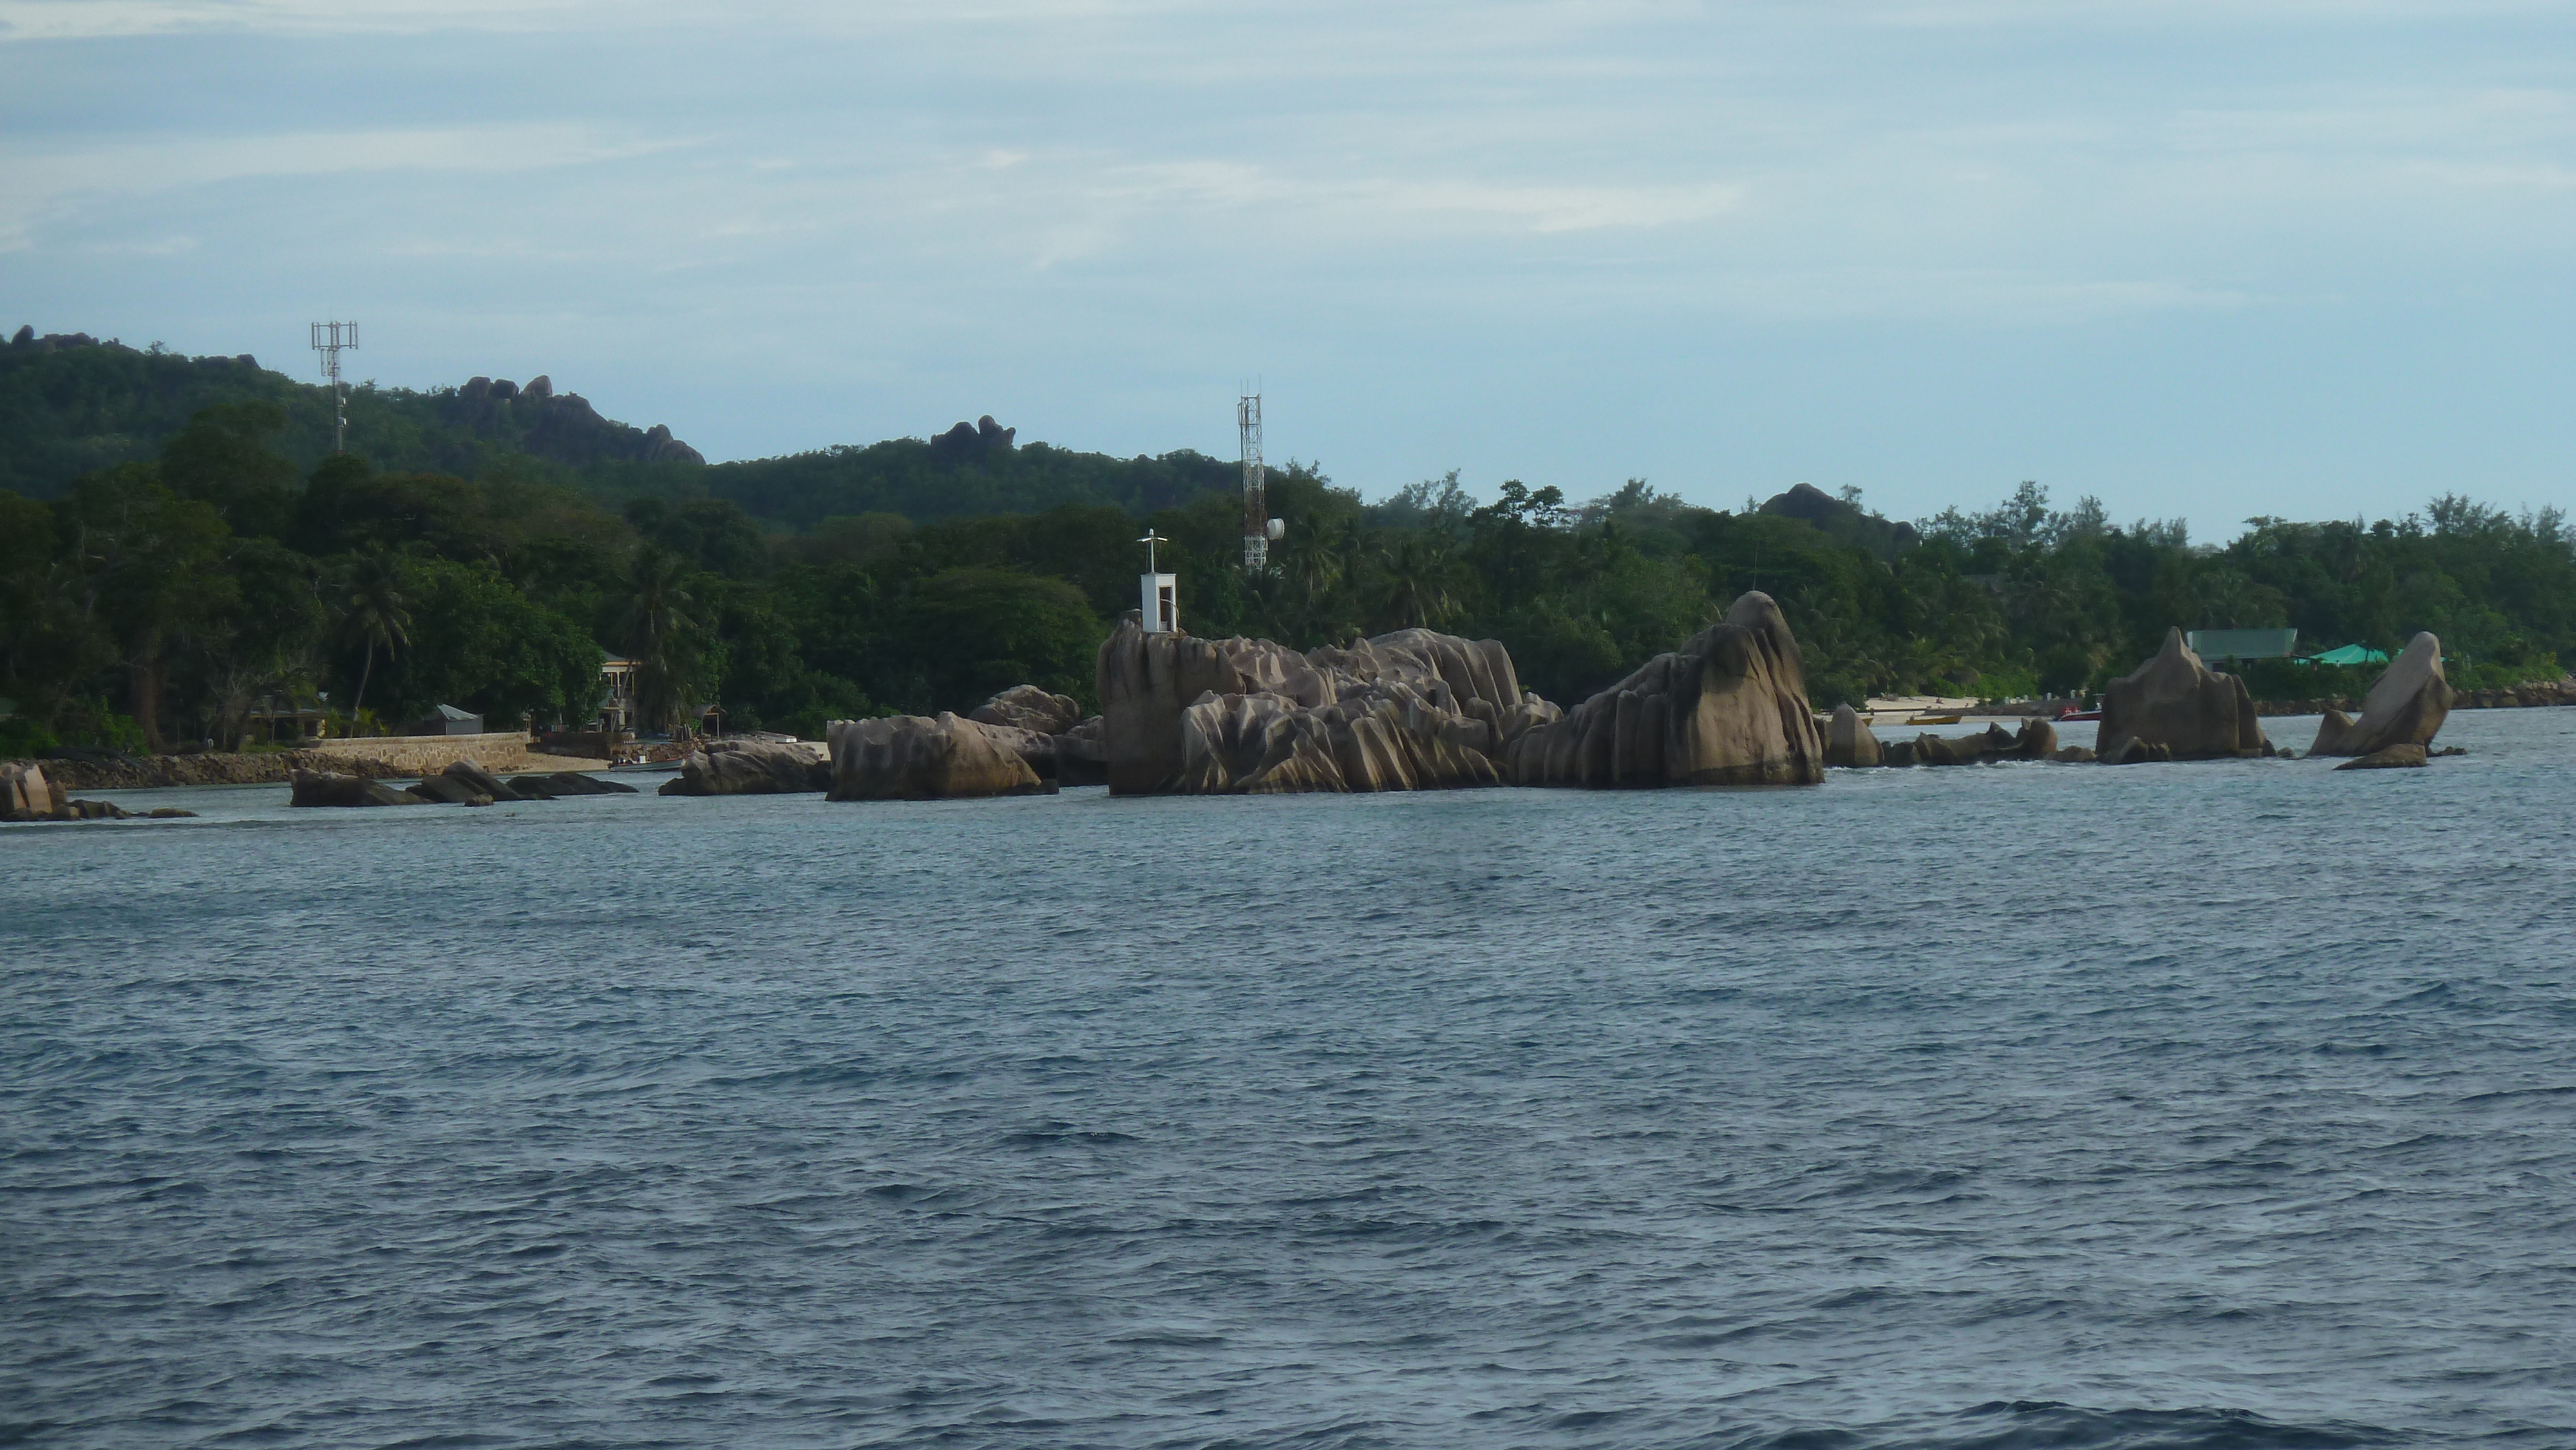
1759, 482, 1920, 560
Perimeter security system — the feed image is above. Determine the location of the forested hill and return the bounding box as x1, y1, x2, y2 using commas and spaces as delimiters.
0, 328, 1241, 523
0, 328, 705, 499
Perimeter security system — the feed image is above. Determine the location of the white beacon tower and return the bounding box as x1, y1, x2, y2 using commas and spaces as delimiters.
1138, 530, 1177, 634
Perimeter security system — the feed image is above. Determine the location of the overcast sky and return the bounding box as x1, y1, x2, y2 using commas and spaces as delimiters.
5, 0, 2571, 534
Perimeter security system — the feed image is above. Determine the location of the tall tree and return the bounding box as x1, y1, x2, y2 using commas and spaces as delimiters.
341, 548, 412, 722
614, 545, 704, 733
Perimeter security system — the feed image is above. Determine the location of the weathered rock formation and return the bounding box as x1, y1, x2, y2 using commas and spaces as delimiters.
289, 769, 427, 807
2337, 743, 2429, 770
2309, 633, 2454, 758
2099, 629, 2271, 761
1826, 704, 1881, 767
659, 739, 831, 796
826, 713, 1054, 800
1504, 592, 1823, 787
1098, 620, 1552, 795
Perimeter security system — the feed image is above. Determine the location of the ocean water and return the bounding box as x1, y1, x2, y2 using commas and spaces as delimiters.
6, 710, 2575, 1449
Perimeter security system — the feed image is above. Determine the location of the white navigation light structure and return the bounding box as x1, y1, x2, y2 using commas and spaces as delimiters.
310, 320, 359, 454
1238, 391, 1268, 572
1138, 530, 1177, 634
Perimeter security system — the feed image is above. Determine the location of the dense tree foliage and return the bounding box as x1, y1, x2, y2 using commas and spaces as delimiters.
4, 341, 2568, 760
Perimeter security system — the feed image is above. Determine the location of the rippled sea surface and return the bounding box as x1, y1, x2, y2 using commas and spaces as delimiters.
7, 710, 2575, 1449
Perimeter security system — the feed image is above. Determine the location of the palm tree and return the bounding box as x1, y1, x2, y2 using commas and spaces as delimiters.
613, 545, 702, 735
1378, 537, 1460, 631
341, 549, 411, 723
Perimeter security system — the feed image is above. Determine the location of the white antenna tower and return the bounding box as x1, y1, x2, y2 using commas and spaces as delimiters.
1238, 390, 1268, 572
311, 319, 359, 453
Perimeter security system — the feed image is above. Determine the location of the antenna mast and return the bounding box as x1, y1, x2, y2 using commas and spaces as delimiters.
1238, 391, 1267, 572
310, 320, 359, 453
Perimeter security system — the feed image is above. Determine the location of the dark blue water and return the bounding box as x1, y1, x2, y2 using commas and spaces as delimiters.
6, 710, 2575, 1449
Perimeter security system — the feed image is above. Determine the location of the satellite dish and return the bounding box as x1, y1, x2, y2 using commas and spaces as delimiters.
1265, 518, 1285, 541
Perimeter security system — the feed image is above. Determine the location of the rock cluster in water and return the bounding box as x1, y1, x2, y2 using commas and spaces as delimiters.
2309, 633, 2454, 758
2100, 629, 2273, 761
289, 762, 639, 807
1097, 619, 1559, 795
1505, 592, 1825, 787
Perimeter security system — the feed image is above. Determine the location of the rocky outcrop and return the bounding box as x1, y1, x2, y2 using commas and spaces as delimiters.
659, 739, 831, 796
2309, 634, 2454, 757
289, 769, 426, 807
2337, 742, 2428, 770
1097, 620, 1551, 795
1826, 704, 1881, 767
825, 713, 1054, 800
972, 685, 1084, 736
1892, 719, 2060, 767
3, 762, 60, 819
1505, 592, 1823, 787
2099, 629, 2271, 761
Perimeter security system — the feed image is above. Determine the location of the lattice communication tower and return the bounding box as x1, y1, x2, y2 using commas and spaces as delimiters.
311, 320, 359, 453
1238, 391, 1268, 572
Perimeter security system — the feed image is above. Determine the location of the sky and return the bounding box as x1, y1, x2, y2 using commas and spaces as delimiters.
3, 0, 2571, 537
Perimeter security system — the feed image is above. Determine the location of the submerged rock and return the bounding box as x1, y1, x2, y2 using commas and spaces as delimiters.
1826, 704, 1881, 767
406, 775, 493, 806
1506, 592, 1823, 787
2099, 629, 2271, 761
2337, 742, 2429, 770
441, 759, 535, 802
289, 769, 427, 807
2310, 634, 2455, 757
660, 740, 830, 796
826, 713, 1054, 800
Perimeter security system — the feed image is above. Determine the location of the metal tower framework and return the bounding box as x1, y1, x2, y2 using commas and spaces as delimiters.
1238, 391, 1267, 572
311, 320, 359, 453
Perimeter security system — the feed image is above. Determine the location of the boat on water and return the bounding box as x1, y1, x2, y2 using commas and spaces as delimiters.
2056, 707, 2102, 722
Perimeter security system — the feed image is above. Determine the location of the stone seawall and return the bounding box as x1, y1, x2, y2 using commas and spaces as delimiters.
6, 748, 404, 791
312, 733, 609, 777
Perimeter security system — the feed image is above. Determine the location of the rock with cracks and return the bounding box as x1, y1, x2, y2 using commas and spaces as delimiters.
2310, 633, 2455, 757
971, 685, 1084, 737
1097, 620, 1551, 795
2099, 628, 2271, 761
1505, 592, 1824, 788
826, 713, 1055, 800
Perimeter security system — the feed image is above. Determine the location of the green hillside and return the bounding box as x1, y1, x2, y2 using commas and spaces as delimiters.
0, 329, 1240, 525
